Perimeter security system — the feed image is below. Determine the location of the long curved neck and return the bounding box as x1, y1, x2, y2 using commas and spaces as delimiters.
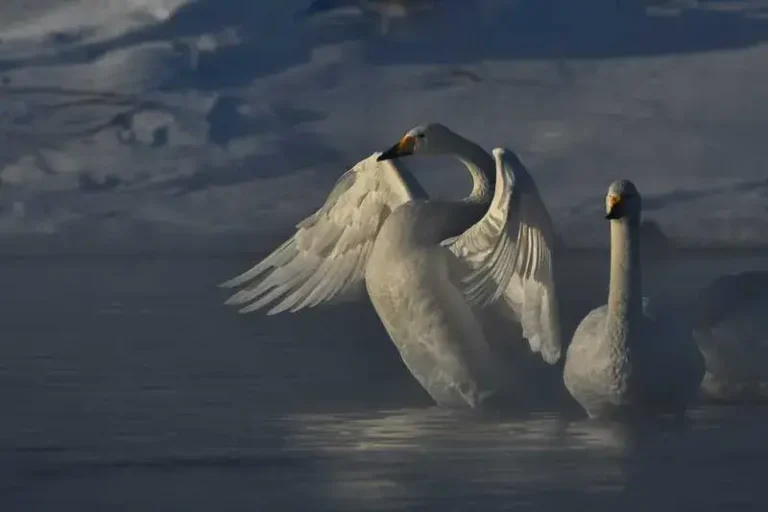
443, 132, 495, 203
401, 132, 495, 244
605, 217, 643, 347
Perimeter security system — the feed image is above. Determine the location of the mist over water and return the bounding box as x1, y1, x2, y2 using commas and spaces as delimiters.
2, 252, 767, 510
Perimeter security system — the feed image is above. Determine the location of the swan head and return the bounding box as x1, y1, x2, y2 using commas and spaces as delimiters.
377, 123, 457, 161
605, 179, 642, 221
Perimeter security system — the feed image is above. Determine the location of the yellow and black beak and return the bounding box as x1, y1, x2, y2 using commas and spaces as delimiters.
377, 135, 416, 161
605, 193, 623, 220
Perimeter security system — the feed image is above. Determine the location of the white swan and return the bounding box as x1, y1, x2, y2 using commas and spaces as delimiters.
375, 129, 562, 364
221, 123, 561, 408
690, 270, 768, 402
563, 180, 704, 419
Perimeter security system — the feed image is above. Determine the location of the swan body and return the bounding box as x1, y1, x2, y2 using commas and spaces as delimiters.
563, 180, 704, 419
221, 124, 561, 408
365, 201, 501, 406
691, 271, 768, 402
369, 129, 561, 407
376, 128, 562, 365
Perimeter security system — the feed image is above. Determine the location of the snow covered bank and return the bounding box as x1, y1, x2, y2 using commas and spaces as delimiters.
1, 0, 768, 250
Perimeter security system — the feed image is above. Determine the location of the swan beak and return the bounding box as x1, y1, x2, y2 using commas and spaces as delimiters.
605, 193, 622, 219
377, 135, 415, 161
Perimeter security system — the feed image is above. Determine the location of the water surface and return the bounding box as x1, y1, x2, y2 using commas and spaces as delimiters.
1, 252, 767, 511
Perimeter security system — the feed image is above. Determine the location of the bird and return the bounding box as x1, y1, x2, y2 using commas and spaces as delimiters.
563, 179, 705, 420
689, 270, 768, 403
220, 123, 561, 408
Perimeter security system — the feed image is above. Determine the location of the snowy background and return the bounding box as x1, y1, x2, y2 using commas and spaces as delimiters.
1, 0, 768, 253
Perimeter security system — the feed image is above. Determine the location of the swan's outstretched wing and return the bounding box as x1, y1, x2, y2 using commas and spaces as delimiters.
446, 147, 561, 364
220, 153, 422, 314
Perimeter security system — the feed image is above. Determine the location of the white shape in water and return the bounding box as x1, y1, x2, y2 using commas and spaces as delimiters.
221, 123, 561, 408
691, 270, 768, 402
563, 179, 705, 419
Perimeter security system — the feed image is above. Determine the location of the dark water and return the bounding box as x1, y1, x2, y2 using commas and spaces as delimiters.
1, 253, 768, 511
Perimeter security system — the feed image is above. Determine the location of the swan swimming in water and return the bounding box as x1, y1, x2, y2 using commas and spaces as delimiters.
371, 134, 561, 407
690, 270, 768, 402
375, 126, 562, 361
221, 123, 561, 408
563, 179, 704, 419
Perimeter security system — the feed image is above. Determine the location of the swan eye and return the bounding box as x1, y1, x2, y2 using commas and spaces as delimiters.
416, 133, 425, 139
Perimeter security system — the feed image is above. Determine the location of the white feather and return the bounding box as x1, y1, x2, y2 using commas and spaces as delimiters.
220, 152, 416, 314
446, 147, 562, 364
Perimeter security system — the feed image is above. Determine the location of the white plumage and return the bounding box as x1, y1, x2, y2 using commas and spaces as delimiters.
563, 179, 705, 419
221, 154, 417, 314
222, 123, 562, 408
455, 148, 561, 365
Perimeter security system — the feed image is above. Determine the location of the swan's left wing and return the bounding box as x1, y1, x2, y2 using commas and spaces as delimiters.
220, 152, 420, 315
445, 147, 561, 364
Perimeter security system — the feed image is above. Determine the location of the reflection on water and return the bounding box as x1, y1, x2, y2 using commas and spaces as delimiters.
276, 406, 768, 510
0, 253, 767, 510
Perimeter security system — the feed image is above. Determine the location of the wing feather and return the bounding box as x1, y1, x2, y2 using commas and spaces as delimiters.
220, 153, 419, 314
447, 147, 562, 364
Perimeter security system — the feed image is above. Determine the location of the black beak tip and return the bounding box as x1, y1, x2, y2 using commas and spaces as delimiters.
377, 146, 399, 162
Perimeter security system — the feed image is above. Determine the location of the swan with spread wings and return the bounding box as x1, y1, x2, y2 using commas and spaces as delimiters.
221, 124, 561, 408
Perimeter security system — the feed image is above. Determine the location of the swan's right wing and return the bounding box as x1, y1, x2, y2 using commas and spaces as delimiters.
451, 147, 562, 364
220, 153, 420, 314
